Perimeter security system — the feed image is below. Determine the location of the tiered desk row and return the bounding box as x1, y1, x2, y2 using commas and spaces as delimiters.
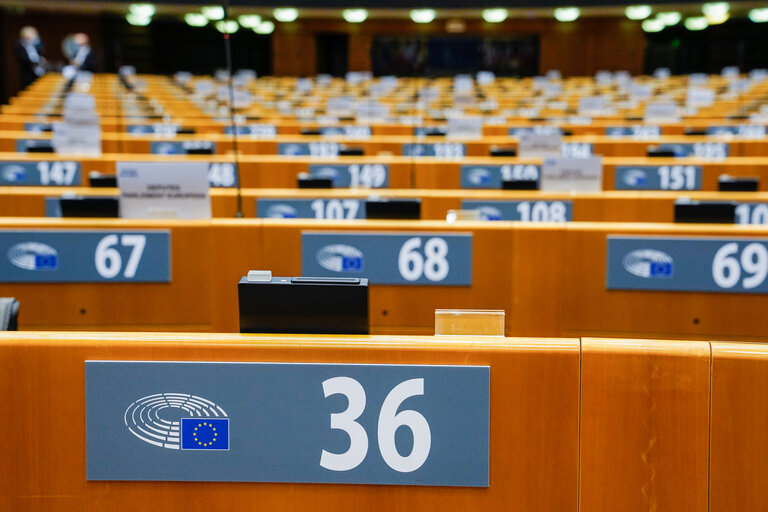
1, 72, 768, 340
1, 331, 768, 511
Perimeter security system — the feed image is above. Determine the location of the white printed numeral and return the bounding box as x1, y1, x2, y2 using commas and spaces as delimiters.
94, 234, 146, 279
735, 204, 768, 225
309, 142, 340, 157
712, 242, 768, 289
310, 199, 360, 219
515, 201, 567, 222
37, 161, 77, 185
657, 165, 697, 190
398, 237, 449, 282
207, 163, 236, 187
433, 143, 464, 158
348, 164, 386, 188
501, 164, 538, 181
321, 377, 430, 473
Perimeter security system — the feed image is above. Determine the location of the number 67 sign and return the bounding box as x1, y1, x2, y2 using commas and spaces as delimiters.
301, 232, 473, 286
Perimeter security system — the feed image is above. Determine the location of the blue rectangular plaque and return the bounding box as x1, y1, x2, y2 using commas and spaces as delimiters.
460, 164, 540, 189
614, 165, 702, 190
308, 163, 389, 188
302, 232, 472, 285
402, 143, 465, 158
0, 160, 81, 186
0, 230, 170, 282
461, 200, 572, 222
257, 198, 366, 219
85, 361, 490, 486
607, 235, 768, 293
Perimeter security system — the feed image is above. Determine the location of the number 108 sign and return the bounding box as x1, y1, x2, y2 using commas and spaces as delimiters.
301, 232, 473, 285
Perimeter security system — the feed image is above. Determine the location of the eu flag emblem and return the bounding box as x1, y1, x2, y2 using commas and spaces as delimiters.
181, 418, 229, 450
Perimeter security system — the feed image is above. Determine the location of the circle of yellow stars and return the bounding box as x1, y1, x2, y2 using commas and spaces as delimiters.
192, 422, 218, 447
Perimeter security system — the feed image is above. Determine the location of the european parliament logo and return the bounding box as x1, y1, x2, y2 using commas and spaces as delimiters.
124, 393, 229, 451
317, 244, 364, 273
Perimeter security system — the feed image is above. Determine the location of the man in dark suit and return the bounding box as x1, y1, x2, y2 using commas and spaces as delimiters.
16, 26, 45, 89
71, 33, 95, 72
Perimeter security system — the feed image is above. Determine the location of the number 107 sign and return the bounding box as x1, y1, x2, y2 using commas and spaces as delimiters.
301, 232, 473, 285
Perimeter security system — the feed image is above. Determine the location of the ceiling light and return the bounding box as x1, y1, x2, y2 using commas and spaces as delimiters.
254, 20, 275, 34
657, 12, 681, 26
641, 18, 665, 32
273, 8, 299, 22
343, 9, 368, 23
749, 8, 768, 23
554, 7, 580, 22
129, 4, 156, 18
238, 15, 262, 28
410, 9, 436, 23
184, 13, 208, 27
684, 16, 709, 31
482, 8, 509, 23
625, 5, 652, 20
126, 13, 151, 26
202, 6, 225, 20
215, 20, 239, 34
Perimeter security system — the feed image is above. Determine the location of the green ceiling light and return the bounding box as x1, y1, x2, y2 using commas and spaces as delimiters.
254, 20, 275, 34
129, 3, 156, 18
343, 9, 368, 23
625, 5, 652, 20
184, 13, 208, 27
641, 18, 664, 32
702, 2, 729, 24
238, 14, 262, 28
126, 13, 151, 26
482, 8, 509, 23
410, 9, 436, 23
749, 8, 768, 23
553, 7, 580, 22
657, 12, 681, 26
684, 16, 709, 31
215, 20, 239, 34
273, 8, 299, 22
201, 6, 225, 20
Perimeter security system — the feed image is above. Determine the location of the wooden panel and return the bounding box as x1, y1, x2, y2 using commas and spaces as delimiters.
710, 342, 768, 511
580, 337, 710, 512
0, 332, 579, 511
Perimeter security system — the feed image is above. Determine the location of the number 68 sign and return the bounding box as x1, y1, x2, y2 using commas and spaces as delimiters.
301, 232, 473, 285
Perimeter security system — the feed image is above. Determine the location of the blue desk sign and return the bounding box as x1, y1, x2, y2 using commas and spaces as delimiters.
402, 143, 465, 158
605, 126, 661, 138
24, 122, 53, 132
278, 142, 340, 157
614, 165, 702, 190
223, 124, 277, 138
319, 126, 372, 139
461, 200, 572, 222
150, 141, 216, 155
706, 125, 766, 138
460, 164, 540, 189
0, 230, 170, 282
607, 235, 768, 293
734, 203, 768, 225
653, 142, 729, 159
302, 232, 472, 285
508, 126, 562, 136
258, 198, 366, 219
44, 197, 62, 217
0, 160, 81, 186
15, 139, 54, 153
86, 361, 489, 486
206, 162, 239, 188
127, 124, 180, 136
308, 163, 389, 188
413, 127, 447, 137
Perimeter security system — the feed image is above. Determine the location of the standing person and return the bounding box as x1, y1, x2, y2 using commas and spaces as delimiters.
71, 33, 95, 72
16, 26, 45, 89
